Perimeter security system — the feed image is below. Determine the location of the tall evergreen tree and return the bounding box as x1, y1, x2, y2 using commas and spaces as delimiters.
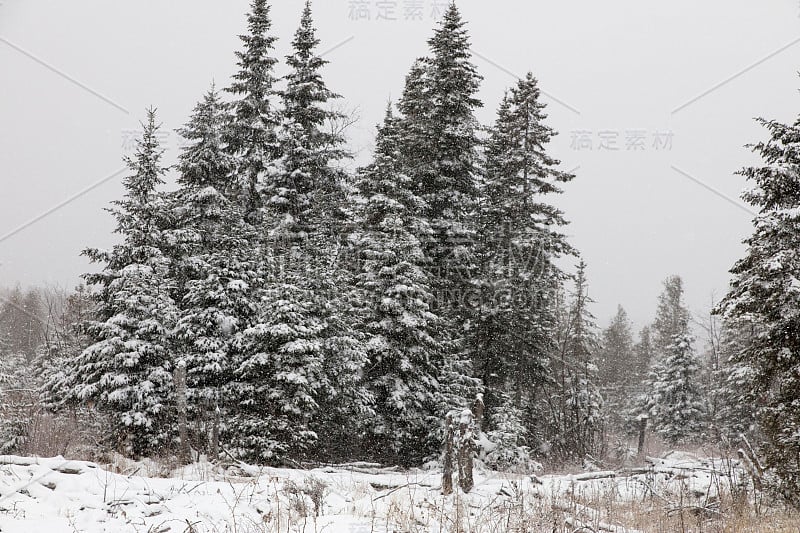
352, 108, 449, 464
598, 305, 635, 387
396, 3, 483, 315
0, 286, 44, 363
712, 317, 761, 442
225, 1, 368, 464
473, 75, 575, 434
171, 86, 264, 455
386, 6, 489, 456
177, 84, 237, 193
632, 326, 654, 383
69, 109, 177, 456
597, 305, 635, 431
271, 0, 348, 241
647, 334, 706, 444
419, 3, 482, 218
652, 275, 691, 356
636, 275, 704, 442
225, 0, 281, 220
717, 109, 800, 498
396, 58, 431, 179
551, 261, 604, 459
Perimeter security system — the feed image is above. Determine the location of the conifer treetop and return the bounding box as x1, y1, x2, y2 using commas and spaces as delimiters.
282, 0, 344, 147
427, 2, 482, 111
177, 84, 235, 191
229, 0, 279, 102
123, 107, 166, 205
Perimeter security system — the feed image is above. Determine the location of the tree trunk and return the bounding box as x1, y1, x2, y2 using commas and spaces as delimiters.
442, 413, 454, 495
637, 416, 648, 460
210, 402, 220, 462
175, 362, 190, 465
458, 410, 474, 493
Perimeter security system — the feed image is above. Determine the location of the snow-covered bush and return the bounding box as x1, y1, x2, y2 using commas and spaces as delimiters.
484, 400, 540, 474
0, 351, 34, 453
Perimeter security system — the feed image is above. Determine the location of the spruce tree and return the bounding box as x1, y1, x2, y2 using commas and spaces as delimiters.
598, 305, 635, 388
633, 275, 707, 443
712, 318, 761, 442
70, 109, 177, 457
228, 282, 324, 462
396, 3, 483, 315
176, 84, 237, 193
632, 326, 654, 384
0, 287, 44, 363
635, 276, 695, 436
474, 75, 575, 419
484, 395, 536, 473
171, 86, 264, 455
365, 3, 486, 443
225, 0, 281, 220
225, 2, 367, 464
717, 109, 800, 497
271, 0, 348, 241
396, 58, 431, 179
652, 275, 691, 356
555, 261, 604, 459
597, 305, 635, 431
352, 108, 448, 464
647, 334, 706, 444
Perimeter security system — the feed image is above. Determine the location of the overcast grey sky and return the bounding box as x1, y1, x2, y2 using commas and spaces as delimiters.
2, 0, 799, 332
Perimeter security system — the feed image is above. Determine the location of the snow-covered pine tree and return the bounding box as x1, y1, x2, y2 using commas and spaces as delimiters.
395, 3, 483, 316
0, 286, 45, 363
284, 5, 367, 452
652, 275, 691, 356
224, 2, 367, 464
632, 326, 654, 385
553, 261, 604, 460
716, 109, 800, 497
474, 75, 575, 423
633, 276, 695, 436
598, 305, 635, 387
225, 0, 281, 221
395, 58, 431, 179
175, 84, 237, 193
647, 334, 706, 444
170, 85, 265, 456
351, 107, 450, 464
69, 109, 177, 457
0, 349, 33, 454
712, 317, 761, 443
597, 305, 635, 431
271, 0, 349, 242
228, 279, 329, 463
361, 3, 487, 453
484, 395, 537, 474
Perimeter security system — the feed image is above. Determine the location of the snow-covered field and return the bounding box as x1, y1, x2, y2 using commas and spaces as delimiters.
0, 453, 750, 532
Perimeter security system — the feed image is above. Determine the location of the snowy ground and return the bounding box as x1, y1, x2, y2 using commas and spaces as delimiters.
0, 452, 746, 532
